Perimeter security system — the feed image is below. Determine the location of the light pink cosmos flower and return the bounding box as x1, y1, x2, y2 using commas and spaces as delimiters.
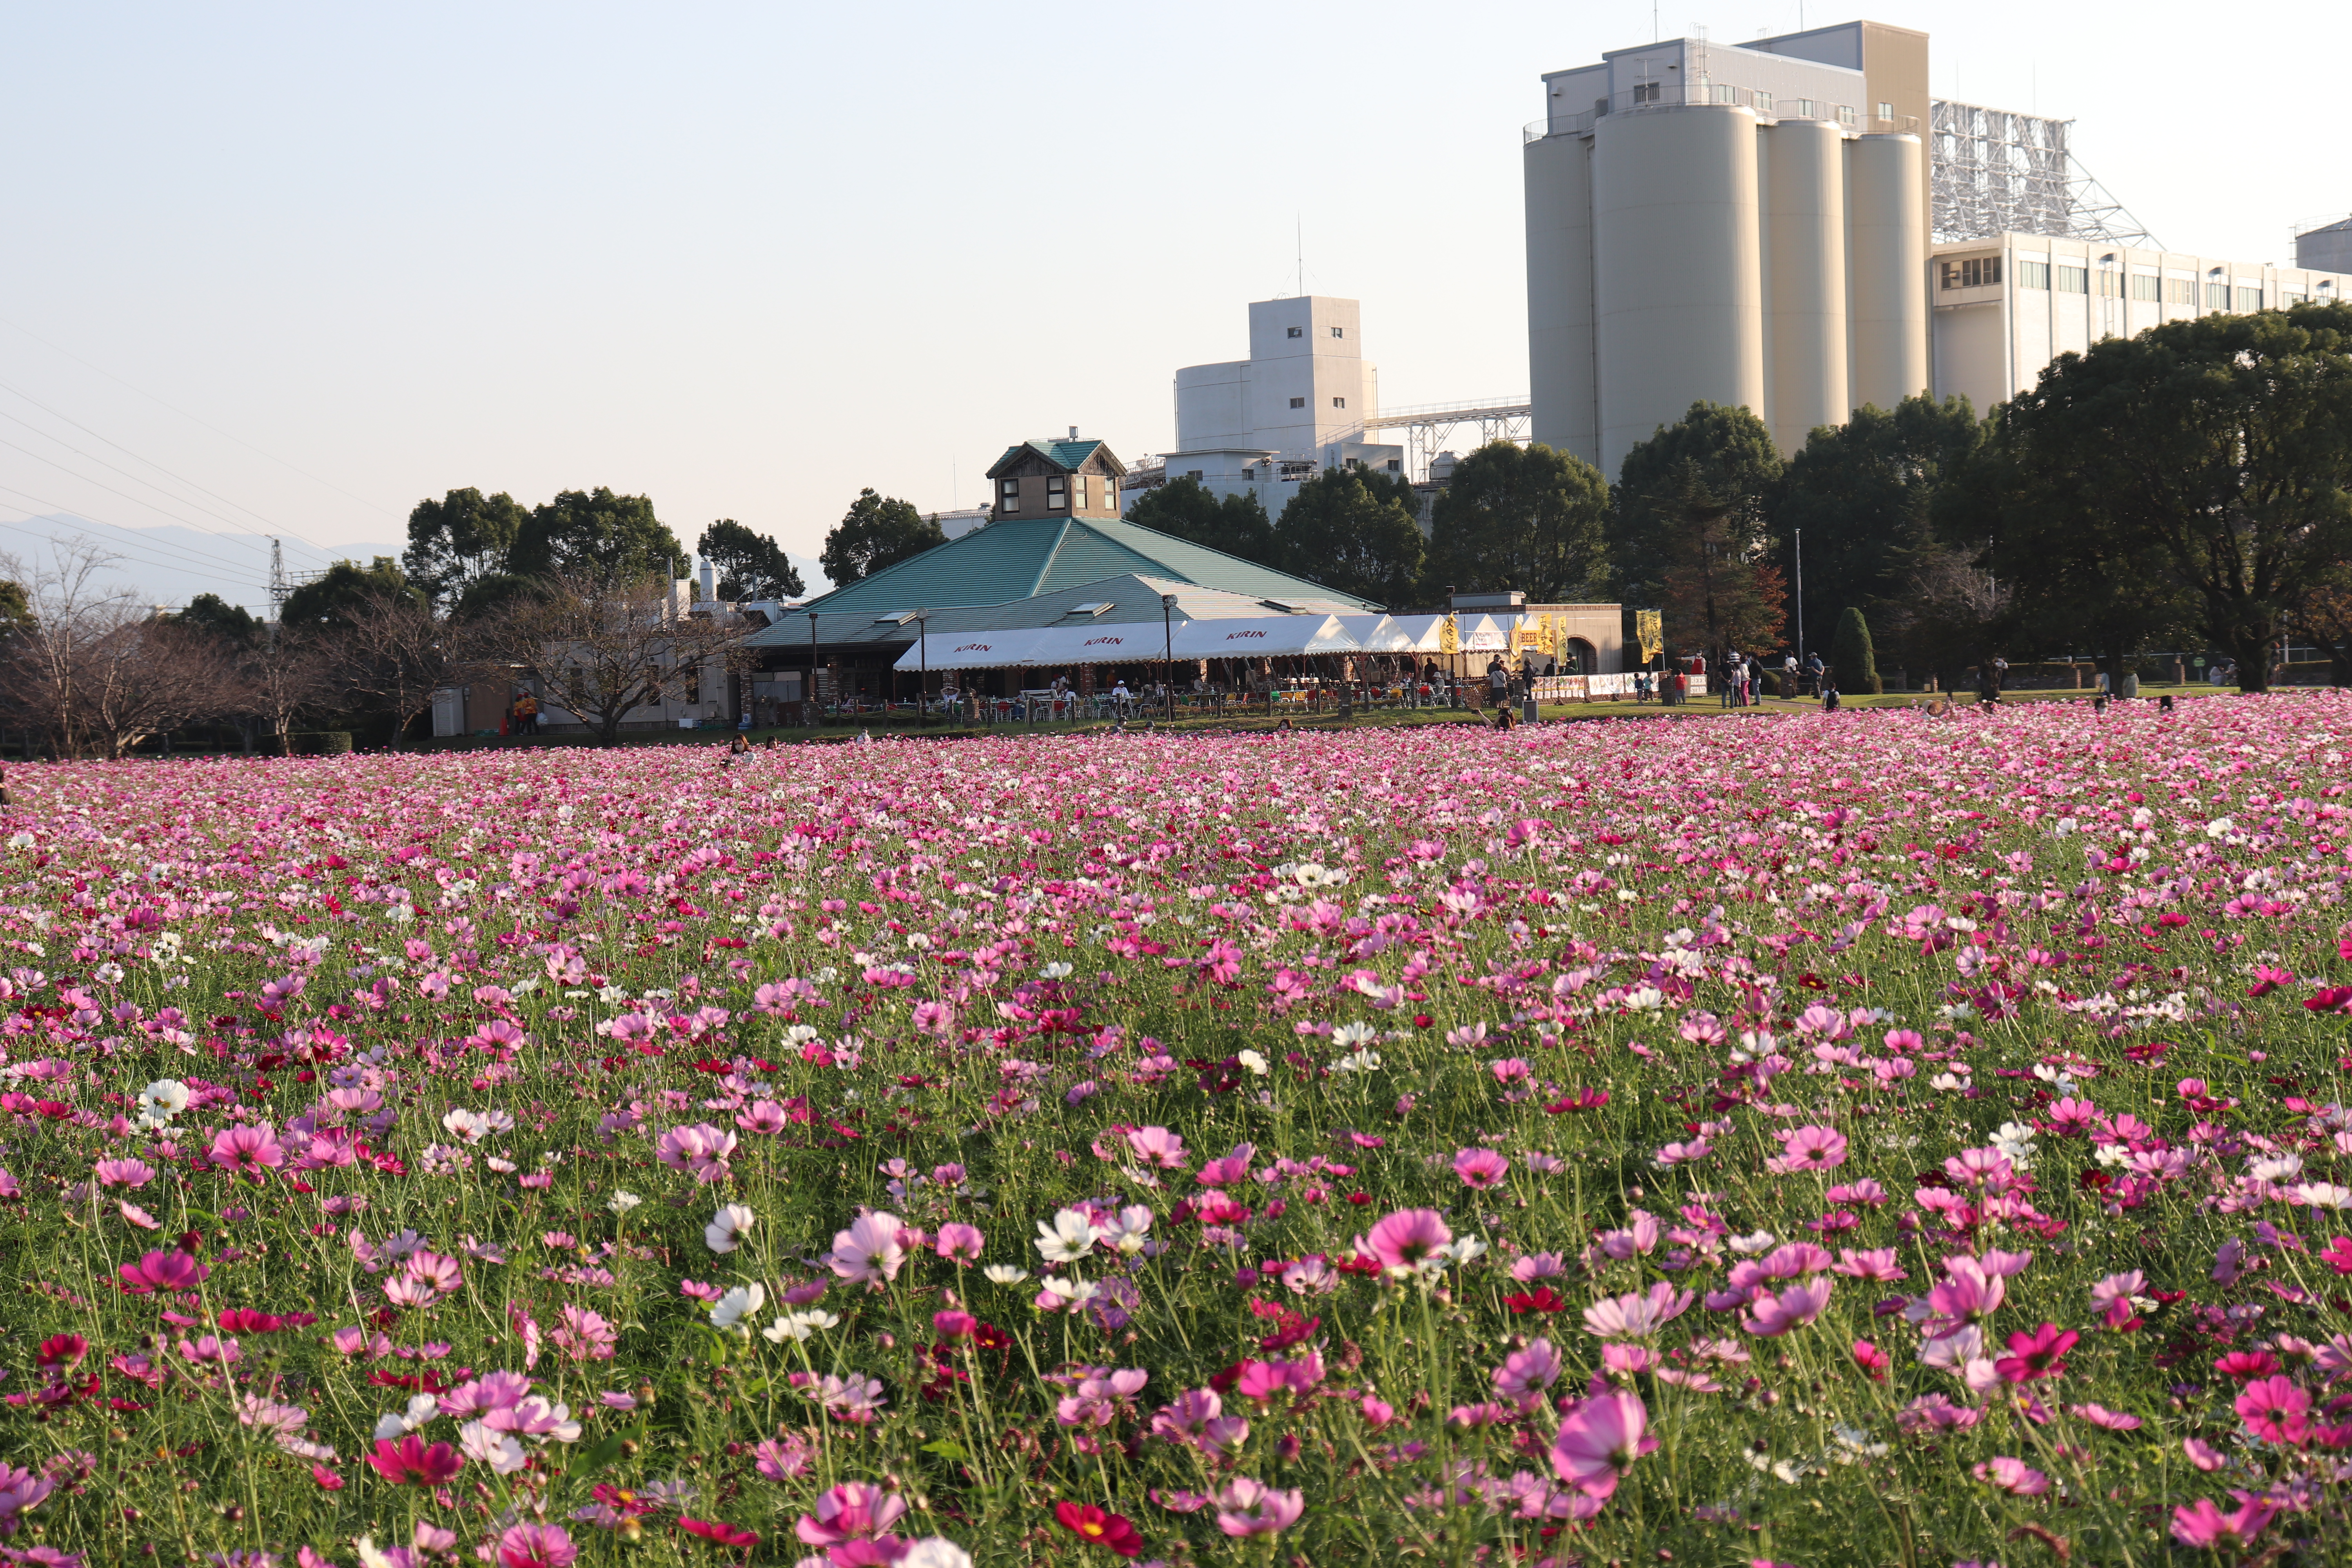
654, 1123, 737, 1183
1549, 1391, 1655, 1499
2171, 1495, 2278, 1551
1765, 1124, 1849, 1174
1212, 1476, 1305, 1537
1493, 1339, 1563, 1406
1452, 1148, 1510, 1189
550, 1305, 617, 1363
1356, 1209, 1451, 1276
1125, 1126, 1187, 1170
828, 1211, 909, 1286
1582, 1282, 1694, 1340
1973, 1456, 2049, 1495
1741, 1278, 1833, 1338
934, 1223, 985, 1262
94, 1158, 155, 1189
795, 1480, 908, 1545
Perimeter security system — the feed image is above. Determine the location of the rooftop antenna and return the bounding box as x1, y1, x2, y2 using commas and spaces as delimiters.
1296, 214, 1304, 298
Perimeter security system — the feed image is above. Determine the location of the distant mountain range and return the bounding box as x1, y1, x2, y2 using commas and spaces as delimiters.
1, 514, 830, 615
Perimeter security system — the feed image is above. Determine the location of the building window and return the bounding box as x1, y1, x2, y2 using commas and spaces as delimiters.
2165, 276, 2193, 305
2283, 291, 2307, 306
1286, 326, 1301, 338
1941, 256, 2001, 289
1631, 80, 1661, 103
1876, 101, 1893, 120
1074, 476, 1089, 509
1289, 396, 1306, 408
1792, 97, 1815, 117
2236, 286, 2263, 311
1711, 83, 1739, 103
2017, 260, 2050, 289
1330, 325, 1344, 338
1047, 476, 1066, 511
999, 478, 1020, 512
1837, 105, 1858, 127
1332, 397, 1346, 409
2096, 270, 2123, 298
1753, 89, 1772, 111
2131, 274, 2160, 301
2056, 265, 2088, 294
2205, 282, 2229, 309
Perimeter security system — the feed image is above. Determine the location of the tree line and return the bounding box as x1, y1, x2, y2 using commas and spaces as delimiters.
0, 488, 783, 757
1115, 300, 2352, 693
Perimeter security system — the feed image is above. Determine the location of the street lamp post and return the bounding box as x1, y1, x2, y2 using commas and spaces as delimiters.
916, 610, 930, 728
807, 609, 820, 727
1161, 593, 1177, 723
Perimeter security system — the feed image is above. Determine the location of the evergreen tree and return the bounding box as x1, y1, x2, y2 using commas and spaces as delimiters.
1830, 606, 1881, 694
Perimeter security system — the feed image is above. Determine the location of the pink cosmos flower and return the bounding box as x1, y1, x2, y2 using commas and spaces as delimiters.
1581, 1282, 1693, 1340
1549, 1391, 1656, 1499
934, 1223, 985, 1263
1492, 1339, 1563, 1406
2234, 1375, 2312, 1446
828, 1212, 910, 1286
208, 1123, 284, 1182
1212, 1477, 1305, 1537
118, 1250, 207, 1294
1740, 1279, 1833, 1338
2171, 1495, 2278, 1550
495, 1523, 578, 1568
1993, 1323, 2078, 1383
93, 1158, 155, 1189
2068, 1403, 2143, 1430
1764, 1125, 1848, 1175
550, 1305, 617, 1363
1452, 1148, 1510, 1189
1356, 1208, 1451, 1276
1125, 1126, 1187, 1170
795, 1481, 909, 1545
654, 1122, 738, 1183
1973, 1457, 2048, 1495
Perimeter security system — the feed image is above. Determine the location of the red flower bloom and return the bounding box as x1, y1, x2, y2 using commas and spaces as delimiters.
1054, 1501, 1145, 1557
363, 1435, 465, 1486
2214, 1350, 2280, 1383
1506, 1287, 1569, 1315
677, 1517, 759, 1548
36, 1334, 88, 1370
312, 1465, 345, 1491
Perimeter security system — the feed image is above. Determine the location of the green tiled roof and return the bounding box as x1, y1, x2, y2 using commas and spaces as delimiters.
986, 438, 1123, 478
777, 516, 1382, 625
737, 572, 1372, 651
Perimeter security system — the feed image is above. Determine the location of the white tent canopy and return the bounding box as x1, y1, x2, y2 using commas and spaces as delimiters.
1021, 621, 1170, 666
1169, 614, 1360, 659
1461, 613, 1511, 652
1332, 614, 1412, 653
893, 627, 1052, 671
1380, 614, 1450, 653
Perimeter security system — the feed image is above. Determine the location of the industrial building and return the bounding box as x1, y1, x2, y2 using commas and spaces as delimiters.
1524, 18, 2349, 483
1932, 236, 2350, 417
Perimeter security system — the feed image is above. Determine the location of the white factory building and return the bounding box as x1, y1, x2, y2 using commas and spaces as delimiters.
1525, 17, 2352, 483
1932, 237, 2349, 417
1164, 295, 1406, 514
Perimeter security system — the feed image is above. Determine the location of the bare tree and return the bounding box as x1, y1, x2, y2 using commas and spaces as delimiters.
233, 635, 341, 755
76, 619, 243, 759
488, 571, 739, 745
331, 591, 480, 750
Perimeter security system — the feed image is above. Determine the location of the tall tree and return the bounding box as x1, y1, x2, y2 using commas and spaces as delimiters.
1272, 466, 1425, 606
820, 489, 944, 587
1125, 477, 1279, 565
329, 593, 477, 751
171, 593, 263, 648
488, 571, 739, 746
1776, 394, 1984, 642
1829, 606, 1881, 694
696, 519, 804, 601
1651, 459, 1789, 658
1423, 442, 1608, 602
280, 557, 423, 634
1608, 403, 1782, 611
509, 488, 686, 586
402, 488, 529, 608
0, 577, 30, 635
1983, 302, 2352, 692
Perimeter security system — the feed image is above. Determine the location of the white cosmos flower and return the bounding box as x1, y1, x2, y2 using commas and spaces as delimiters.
1237, 1049, 1269, 1077
899, 1541, 974, 1568
1034, 1209, 1101, 1264
1726, 1231, 1778, 1256
761, 1308, 840, 1343
457, 1421, 528, 1474
983, 1264, 1031, 1286
372, 1393, 440, 1440
709, 1283, 766, 1331
138, 1079, 190, 1121
1098, 1205, 1154, 1256
609, 1190, 643, 1214
2294, 1182, 2352, 1210
1038, 962, 1074, 980
2248, 1154, 2303, 1184
705, 1203, 757, 1254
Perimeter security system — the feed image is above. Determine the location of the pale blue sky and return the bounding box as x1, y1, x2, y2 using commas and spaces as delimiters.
0, 1, 2336, 613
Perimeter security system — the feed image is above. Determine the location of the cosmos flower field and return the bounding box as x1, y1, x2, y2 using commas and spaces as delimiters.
4, 696, 2352, 1568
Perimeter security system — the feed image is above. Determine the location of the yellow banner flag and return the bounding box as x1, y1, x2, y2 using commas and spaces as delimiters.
1438, 615, 1460, 656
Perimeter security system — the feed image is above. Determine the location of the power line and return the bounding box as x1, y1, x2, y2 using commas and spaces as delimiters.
0, 310, 405, 524
0, 377, 352, 566
0, 431, 341, 566
0, 484, 287, 584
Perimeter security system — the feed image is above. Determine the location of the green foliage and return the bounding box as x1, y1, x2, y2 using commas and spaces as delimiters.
697, 519, 804, 601
1125, 477, 1278, 565
1976, 301, 2352, 691
451, 572, 543, 624
1777, 394, 1984, 641
401, 488, 529, 608
820, 488, 945, 587
278, 557, 422, 633
1829, 605, 1881, 694
0, 577, 29, 634
1607, 401, 1782, 608
508, 488, 686, 586
1423, 441, 1607, 602
169, 593, 262, 648
1274, 466, 1425, 606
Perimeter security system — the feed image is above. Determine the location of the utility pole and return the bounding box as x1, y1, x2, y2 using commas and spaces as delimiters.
1793, 528, 1805, 664
268, 537, 289, 625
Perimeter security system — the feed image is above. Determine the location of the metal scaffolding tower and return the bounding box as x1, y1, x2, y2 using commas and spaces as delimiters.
1929, 100, 2160, 248
1359, 398, 1532, 481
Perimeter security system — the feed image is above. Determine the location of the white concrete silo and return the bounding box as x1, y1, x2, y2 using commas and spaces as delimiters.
1846, 132, 1929, 416
1593, 104, 1764, 480
1763, 117, 1849, 454
1524, 132, 1600, 468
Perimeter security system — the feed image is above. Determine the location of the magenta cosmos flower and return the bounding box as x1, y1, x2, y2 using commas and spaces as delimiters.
795, 1481, 909, 1545
1764, 1124, 1848, 1175
1452, 1149, 1510, 1190
828, 1212, 909, 1287
1741, 1278, 1833, 1338
1356, 1209, 1452, 1276
118, 1250, 207, 1294
208, 1123, 284, 1181
495, 1523, 578, 1568
1549, 1390, 1656, 1499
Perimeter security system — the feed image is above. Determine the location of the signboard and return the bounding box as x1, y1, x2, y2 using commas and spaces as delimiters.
1438, 615, 1460, 656
1634, 610, 1663, 664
